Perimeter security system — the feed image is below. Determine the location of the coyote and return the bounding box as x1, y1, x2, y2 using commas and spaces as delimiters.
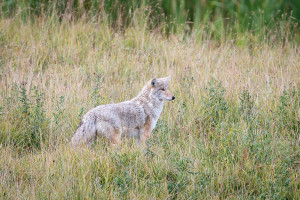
71, 76, 175, 147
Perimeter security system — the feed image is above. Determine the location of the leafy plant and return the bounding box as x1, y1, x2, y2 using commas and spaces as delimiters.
239, 89, 255, 122
277, 87, 300, 136
201, 79, 228, 129
2, 84, 50, 150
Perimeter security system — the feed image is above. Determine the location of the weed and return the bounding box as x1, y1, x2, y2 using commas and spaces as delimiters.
113, 171, 133, 196
78, 106, 85, 121
18, 83, 30, 116
1, 84, 49, 150
167, 169, 190, 199
239, 89, 260, 134
30, 86, 47, 148
91, 73, 103, 106
201, 79, 228, 130
277, 87, 300, 138
239, 89, 255, 122
53, 96, 65, 125
0, 106, 3, 120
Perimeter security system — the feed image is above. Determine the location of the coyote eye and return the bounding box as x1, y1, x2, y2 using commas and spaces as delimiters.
161, 88, 165, 91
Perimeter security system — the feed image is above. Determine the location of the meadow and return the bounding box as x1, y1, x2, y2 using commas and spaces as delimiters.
0, 2, 299, 199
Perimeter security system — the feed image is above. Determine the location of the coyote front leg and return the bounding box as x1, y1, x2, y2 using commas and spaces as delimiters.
110, 129, 121, 147
138, 116, 152, 146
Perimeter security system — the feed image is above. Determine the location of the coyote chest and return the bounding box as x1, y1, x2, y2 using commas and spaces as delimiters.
149, 102, 164, 130
119, 100, 163, 138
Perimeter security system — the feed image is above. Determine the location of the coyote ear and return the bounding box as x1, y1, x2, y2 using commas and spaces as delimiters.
162, 76, 170, 84
166, 76, 171, 82
151, 78, 157, 87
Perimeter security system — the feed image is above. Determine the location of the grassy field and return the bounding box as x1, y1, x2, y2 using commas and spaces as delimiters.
0, 16, 299, 199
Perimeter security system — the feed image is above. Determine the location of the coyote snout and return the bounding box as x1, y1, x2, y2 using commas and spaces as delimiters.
71, 76, 175, 147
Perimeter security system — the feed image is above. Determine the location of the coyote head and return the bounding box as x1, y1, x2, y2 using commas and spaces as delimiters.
150, 76, 175, 101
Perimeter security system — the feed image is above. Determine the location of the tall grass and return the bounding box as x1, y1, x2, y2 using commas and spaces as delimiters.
0, 15, 299, 198
1, 0, 299, 41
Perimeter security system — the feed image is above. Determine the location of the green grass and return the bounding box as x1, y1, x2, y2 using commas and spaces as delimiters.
0, 16, 299, 199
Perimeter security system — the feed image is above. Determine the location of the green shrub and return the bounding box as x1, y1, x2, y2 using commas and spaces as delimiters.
201, 79, 228, 130
0, 84, 49, 150
276, 87, 300, 137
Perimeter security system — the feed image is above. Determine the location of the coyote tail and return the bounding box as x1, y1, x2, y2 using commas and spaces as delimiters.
70, 116, 97, 147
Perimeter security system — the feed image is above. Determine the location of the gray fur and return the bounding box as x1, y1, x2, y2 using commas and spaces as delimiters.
71, 76, 174, 147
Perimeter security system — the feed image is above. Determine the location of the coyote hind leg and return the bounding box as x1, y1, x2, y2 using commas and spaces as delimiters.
95, 121, 121, 147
